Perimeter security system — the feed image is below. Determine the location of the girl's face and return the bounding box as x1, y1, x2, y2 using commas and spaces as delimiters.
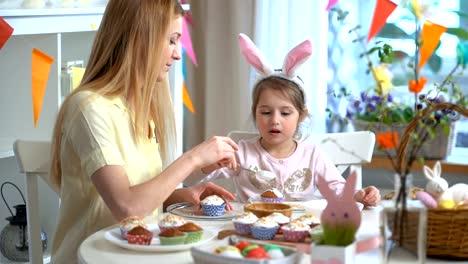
158, 16, 183, 81
255, 88, 301, 147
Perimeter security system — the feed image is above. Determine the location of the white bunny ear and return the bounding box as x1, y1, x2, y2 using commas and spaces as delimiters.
282, 39, 313, 78
238, 33, 274, 76
423, 165, 434, 180
434, 161, 441, 177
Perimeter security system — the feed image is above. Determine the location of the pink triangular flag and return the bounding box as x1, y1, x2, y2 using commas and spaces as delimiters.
325, 0, 339, 11
181, 17, 198, 66
418, 20, 447, 71
367, 0, 398, 43
0, 17, 14, 50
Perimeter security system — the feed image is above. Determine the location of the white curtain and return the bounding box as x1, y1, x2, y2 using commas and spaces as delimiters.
185, 0, 329, 150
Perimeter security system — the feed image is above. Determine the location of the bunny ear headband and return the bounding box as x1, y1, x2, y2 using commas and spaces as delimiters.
238, 33, 313, 90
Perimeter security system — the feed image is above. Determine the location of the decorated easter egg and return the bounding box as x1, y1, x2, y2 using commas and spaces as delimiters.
264, 244, 284, 259
438, 199, 456, 209
415, 191, 437, 209
219, 250, 243, 258
242, 244, 259, 256
215, 245, 240, 254
235, 241, 250, 252
245, 247, 268, 259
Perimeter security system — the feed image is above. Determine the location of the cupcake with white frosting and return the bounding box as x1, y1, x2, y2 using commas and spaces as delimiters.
200, 195, 226, 216
266, 212, 290, 234
232, 212, 258, 235
260, 188, 284, 203
251, 216, 279, 240
294, 212, 320, 228
158, 213, 187, 232
281, 219, 311, 242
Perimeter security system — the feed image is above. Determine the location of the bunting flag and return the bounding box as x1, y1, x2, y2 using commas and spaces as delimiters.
367, 0, 398, 43
418, 20, 447, 71
0, 17, 14, 50
181, 17, 198, 66
181, 50, 195, 113
325, 0, 339, 11
180, 0, 194, 26
32, 48, 54, 127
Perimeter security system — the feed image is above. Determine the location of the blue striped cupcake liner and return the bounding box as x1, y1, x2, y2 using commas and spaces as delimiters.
201, 203, 226, 216
251, 225, 279, 240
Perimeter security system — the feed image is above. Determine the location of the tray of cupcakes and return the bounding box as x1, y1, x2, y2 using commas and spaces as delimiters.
104, 213, 217, 252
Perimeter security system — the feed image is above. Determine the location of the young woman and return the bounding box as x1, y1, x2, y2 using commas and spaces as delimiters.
49, 1, 238, 262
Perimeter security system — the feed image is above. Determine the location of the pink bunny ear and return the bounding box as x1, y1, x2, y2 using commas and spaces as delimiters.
316, 173, 337, 202
342, 170, 358, 200
238, 33, 274, 76
282, 39, 312, 78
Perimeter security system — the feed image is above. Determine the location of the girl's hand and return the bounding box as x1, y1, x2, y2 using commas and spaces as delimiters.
188, 136, 239, 170
355, 186, 381, 207
177, 182, 236, 210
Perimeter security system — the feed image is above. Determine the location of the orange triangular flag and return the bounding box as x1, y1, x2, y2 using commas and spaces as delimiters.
32, 48, 54, 127
418, 20, 446, 71
367, 0, 398, 43
182, 82, 195, 113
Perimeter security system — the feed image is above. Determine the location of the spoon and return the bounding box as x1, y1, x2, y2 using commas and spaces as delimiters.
240, 167, 276, 180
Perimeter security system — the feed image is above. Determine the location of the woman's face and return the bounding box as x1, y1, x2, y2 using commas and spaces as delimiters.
255, 88, 301, 146
158, 16, 183, 81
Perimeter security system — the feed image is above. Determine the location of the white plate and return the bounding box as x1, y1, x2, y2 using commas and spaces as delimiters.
166, 202, 244, 220
104, 224, 216, 252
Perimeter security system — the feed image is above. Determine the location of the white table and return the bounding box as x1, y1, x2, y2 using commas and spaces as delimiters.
77, 202, 457, 264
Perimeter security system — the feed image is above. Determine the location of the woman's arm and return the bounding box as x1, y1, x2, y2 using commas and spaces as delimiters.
92, 136, 238, 221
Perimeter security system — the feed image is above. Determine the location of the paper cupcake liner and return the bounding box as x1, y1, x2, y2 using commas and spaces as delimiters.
201, 203, 225, 216
159, 232, 188, 245
233, 222, 252, 235
127, 232, 153, 245
282, 229, 309, 242
119, 228, 129, 240
251, 226, 279, 240
261, 197, 284, 203
184, 231, 203, 244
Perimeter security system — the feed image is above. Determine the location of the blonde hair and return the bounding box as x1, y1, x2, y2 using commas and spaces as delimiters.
50, 0, 184, 190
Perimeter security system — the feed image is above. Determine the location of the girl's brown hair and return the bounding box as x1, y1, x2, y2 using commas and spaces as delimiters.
50, 0, 184, 190
251, 76, 307, 120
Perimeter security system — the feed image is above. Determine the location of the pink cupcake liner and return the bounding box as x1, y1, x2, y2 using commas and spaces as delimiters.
282, 229, 309, 242
233, 222, 252, 235
261, 197, 284, 203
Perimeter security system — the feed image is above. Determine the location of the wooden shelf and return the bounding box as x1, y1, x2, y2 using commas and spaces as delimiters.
363, 154, 468, 174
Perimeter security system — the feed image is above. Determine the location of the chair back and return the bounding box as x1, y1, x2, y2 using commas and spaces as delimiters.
13, 140, 59, 264
227, 130, 376, 190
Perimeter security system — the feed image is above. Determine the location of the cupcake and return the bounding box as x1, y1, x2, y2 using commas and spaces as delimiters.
251, 216, 279, 240
266, 212, 290, 234
281, 219, 310, 242
158, 214, 187, 232
119, 216, 146, 240
158, 228, 188, 245
260, 188, 284, 203
232, 212, 258, 235
200, 195, 226, 216
126, 226, 153, 245
294, 213, 320, 228
177, 222, 204, 244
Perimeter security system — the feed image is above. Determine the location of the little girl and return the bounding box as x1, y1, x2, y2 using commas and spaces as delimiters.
186, 34, 380, 206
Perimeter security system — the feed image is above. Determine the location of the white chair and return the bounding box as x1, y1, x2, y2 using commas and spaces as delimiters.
13, 140, 59, 264
226, 130, 376, 190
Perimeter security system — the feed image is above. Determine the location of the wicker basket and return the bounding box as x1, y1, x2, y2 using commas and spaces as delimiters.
388, 208, 468, 259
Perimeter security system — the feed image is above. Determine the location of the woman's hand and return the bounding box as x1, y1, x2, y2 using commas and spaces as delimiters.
187, 136, 239, 170
354, 186, 381, 207
173, 182, 236, 210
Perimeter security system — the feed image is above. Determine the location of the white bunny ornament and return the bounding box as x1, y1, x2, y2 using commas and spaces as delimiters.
423, 161, 448, 199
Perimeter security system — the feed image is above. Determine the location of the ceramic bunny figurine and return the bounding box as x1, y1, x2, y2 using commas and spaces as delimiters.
423, 161, 448, 199
424, 161, 468, 208
317, 170, 361, 246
